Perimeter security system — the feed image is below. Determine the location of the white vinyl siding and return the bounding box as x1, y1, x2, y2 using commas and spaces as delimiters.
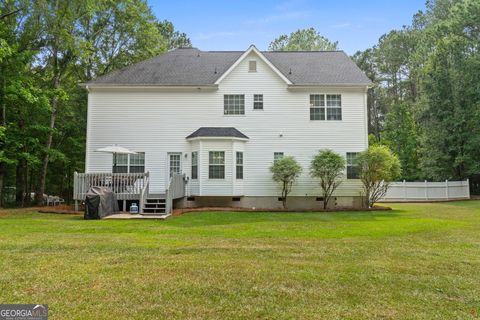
86, 51, 367, 196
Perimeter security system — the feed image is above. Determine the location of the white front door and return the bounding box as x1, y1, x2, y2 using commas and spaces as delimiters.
167, 153, 182, 179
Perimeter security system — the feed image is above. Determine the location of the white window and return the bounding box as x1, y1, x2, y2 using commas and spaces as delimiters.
253, 94, 263, 110
113, 153, 145, 173
209, 151, 225, 179
310, 94, 342, 120
249, 60, 257, 72
346, 152, 359, 179
326, 94, 342, 120
236, 152, 243, 179
191, 152, 198, 180
274, 152, 284, 162
310, 94, 325, 120
224, 95, 245, 115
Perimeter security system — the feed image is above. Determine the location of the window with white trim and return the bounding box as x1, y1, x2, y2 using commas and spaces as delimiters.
326, 94, 342, 120
274, 152, 284, 162
310, 94, 342, 120
224, 95, 245, 115
209, 151, 225, 179
346, 152, 359, 179
191, 152, 198, 180
112, 153, 145, 173
310, 94, 325, 120
236, 152, 243, 179
253, 94, 263, 110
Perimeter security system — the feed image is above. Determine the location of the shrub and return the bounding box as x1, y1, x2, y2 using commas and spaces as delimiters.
310, 149, 345, 209
357, 145, 401, 208
270, 156, 302, 209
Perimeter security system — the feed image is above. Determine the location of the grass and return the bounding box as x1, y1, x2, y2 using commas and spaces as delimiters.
0, 202, 479, 319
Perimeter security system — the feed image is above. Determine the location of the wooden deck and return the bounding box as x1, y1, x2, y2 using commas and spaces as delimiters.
73, 172, 186, 215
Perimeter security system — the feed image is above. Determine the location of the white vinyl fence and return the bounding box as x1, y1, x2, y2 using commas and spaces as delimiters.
380, 179, 470, 202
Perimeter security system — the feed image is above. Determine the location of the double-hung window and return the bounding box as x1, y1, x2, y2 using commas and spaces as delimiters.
191, 152, 198, 180
274, 152, 284, 162
253, 94, 263, 110
310, 94, 325, 120
113, 153, 145, 173
236, 152, 243, 179
346, 152, 359, 179
209, 151, 225, 179
326, 94, 342, 120
224, 95, 245, 115
310, 94, 342, 120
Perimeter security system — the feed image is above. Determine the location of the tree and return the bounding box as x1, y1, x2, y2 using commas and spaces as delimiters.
310, 150, 345, 209
417, 0, 480, 180
268, 28, 338, 51
352, 0, 480, 183
0, 0, 190, 207
270, 156, 302, 209
157, 20, 191, 50
382, 102, 420, 180
357, 145, 401, 208
30, 0, 169, 205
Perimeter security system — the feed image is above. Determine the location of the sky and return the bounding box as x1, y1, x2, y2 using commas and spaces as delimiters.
149, 0, 426, 55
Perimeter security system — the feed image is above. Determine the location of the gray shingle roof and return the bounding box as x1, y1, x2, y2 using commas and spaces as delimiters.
88, 47, 371, 86
186, 127, 249, 140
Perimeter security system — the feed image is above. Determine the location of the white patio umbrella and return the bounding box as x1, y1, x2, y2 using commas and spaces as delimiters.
95, 145, 137, 172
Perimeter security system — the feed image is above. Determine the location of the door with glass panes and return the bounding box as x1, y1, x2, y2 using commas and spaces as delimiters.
167, 153, 182, 185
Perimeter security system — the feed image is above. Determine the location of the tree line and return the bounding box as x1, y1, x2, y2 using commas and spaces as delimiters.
352, 0, 480, 181
268, 0, 480, 183
0, 0, 191, 206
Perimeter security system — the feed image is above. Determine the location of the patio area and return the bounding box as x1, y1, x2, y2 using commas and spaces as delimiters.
103, 213, 171, 220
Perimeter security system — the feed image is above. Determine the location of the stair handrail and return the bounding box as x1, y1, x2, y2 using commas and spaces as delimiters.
139, 172, 150, 214
165, 177, 173, 214
165, 173, 186, 214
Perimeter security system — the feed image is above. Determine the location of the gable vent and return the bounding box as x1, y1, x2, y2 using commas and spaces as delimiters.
248, 60, 257, 72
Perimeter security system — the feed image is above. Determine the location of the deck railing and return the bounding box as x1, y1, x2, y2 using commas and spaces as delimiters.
73, 172, 150, 201
165, 173, 186, 214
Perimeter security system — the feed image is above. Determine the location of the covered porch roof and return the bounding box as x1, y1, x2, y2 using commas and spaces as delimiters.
186, 127, 249, 141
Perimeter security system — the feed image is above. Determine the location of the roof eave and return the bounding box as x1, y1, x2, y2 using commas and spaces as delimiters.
186, 136, 249, 142
81, 84, 219, 90
288, 83, 372, 89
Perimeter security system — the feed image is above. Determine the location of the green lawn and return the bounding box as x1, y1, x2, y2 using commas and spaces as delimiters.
0, 202, 479, 319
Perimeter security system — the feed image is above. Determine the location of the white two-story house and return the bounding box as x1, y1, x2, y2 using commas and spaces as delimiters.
74, 45, 371, 214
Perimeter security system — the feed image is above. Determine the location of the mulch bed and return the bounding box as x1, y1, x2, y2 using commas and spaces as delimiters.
172, 205, 391, 216
36, 204, 392, 216
38, 205, 83, 215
